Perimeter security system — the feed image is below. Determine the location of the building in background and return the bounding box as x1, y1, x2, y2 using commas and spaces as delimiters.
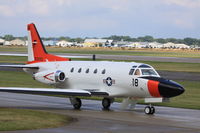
8, 39, 26, 46
43, 40, 56, 46
148, 42, 163, 48
163, 42, 189, 49
83, 39, 113, 47
0, 38, 5, 45
56, 40, 75, 47
174, 44, 190, 49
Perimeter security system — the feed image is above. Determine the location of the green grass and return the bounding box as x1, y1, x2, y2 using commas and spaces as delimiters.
1, 46, 200, 58
49, 49, 200, 58
153, 81, 200, 110
0, 108, 72, 131
0, 71, 200, 110
0, 71, 50, 88
0, 56, 27, 63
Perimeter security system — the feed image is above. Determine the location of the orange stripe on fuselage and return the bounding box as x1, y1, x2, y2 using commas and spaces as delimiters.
147, 80, 161, 97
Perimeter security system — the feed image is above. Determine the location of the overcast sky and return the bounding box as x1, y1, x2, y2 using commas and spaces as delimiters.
0, 0, 200, 38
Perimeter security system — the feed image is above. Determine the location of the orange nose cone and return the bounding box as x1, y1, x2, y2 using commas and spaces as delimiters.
147, 80, 161, 97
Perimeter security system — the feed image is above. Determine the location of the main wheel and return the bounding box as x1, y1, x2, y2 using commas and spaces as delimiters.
144, 106, 151, 114
150, 106, 155, 114
102, 98, 111, 110
72, 98, 82, 110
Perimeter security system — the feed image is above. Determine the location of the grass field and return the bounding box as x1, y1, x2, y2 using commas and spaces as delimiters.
1, 55, 200, 73
0, 108, 72, 131
1, 46, 200, 58
0, 70, 199, 110
0, 71, 51, 88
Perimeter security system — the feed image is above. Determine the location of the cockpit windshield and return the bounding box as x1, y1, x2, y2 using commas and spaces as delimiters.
129, 64, 159, 76
141, 69, 157, 76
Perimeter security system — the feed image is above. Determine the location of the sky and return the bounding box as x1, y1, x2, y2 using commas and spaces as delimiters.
0, 0, 200, 38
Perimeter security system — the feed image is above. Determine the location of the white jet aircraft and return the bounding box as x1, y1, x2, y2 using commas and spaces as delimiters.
0, 23, 185, 114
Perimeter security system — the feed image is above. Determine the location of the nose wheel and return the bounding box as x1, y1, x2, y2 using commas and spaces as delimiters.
144, 105, 155, 115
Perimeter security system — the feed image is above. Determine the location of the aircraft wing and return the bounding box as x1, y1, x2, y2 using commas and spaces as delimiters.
0, 87, 109, 96
0, 65, 39, 69
0, 87, 91, 96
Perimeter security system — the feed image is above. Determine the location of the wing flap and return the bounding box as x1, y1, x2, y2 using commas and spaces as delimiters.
0, 87, 91, 96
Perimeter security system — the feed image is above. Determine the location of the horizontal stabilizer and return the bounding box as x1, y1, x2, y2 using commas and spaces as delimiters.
0, 87, 91, 96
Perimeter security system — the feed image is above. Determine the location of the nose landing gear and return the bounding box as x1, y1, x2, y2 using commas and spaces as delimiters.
144, 105, 155, 115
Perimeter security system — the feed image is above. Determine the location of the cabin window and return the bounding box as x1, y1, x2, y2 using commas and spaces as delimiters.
86, 68, 89, 73
129, 69, 135, 75
134, 69, 141, 75
78, 68, 82, 73
70, 67, 74, 72
102, 69, 106, 74
94, 69, 97, 74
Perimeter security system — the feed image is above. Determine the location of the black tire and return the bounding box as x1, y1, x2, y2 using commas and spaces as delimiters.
73, 98, 82, 110
102, 98, 111, 110
144, 106, 151, 114
150, 106, 155, 114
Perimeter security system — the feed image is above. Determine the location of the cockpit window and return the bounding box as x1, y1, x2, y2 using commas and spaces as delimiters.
129, 69, 135, 75
141, 69, 157, 76
139, 64, 151, 68
134, 69, 141, 75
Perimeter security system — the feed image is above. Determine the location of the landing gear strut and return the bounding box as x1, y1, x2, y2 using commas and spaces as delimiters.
144, 105, 155, 115
70, 97, 82, 110
102, 98, 113, 110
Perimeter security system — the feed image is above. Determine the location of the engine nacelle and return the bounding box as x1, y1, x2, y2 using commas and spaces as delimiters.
34, 70, 66, 85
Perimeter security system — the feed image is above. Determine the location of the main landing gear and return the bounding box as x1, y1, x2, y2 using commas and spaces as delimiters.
102, 98, 113, 110
70, 97, 114, 110
144, 105, 155, 115
70, 97, 82, 110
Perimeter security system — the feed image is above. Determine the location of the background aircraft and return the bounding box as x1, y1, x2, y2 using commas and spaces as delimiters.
0, 23, 185, 115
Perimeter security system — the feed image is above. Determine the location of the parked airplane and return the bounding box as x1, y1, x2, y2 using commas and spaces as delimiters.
0, 23, 185, 114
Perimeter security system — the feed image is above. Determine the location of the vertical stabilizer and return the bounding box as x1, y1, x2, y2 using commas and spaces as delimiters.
27, 23, 69, 64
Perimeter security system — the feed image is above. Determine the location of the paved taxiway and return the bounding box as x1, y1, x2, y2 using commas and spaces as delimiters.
0, 52, 200, 63
0, 92, 200, 133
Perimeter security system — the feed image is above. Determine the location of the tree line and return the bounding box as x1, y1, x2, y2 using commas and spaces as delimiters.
1, 34, 200, 46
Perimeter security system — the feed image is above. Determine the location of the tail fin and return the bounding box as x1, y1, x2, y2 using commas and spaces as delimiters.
27, 23, 70, 64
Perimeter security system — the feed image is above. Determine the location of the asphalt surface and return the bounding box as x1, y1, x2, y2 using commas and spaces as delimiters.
1, 52, 200, 63
0, 92, 200, 133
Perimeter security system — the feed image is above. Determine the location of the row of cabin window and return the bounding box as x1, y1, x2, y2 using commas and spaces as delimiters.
70, 68, 106, 74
